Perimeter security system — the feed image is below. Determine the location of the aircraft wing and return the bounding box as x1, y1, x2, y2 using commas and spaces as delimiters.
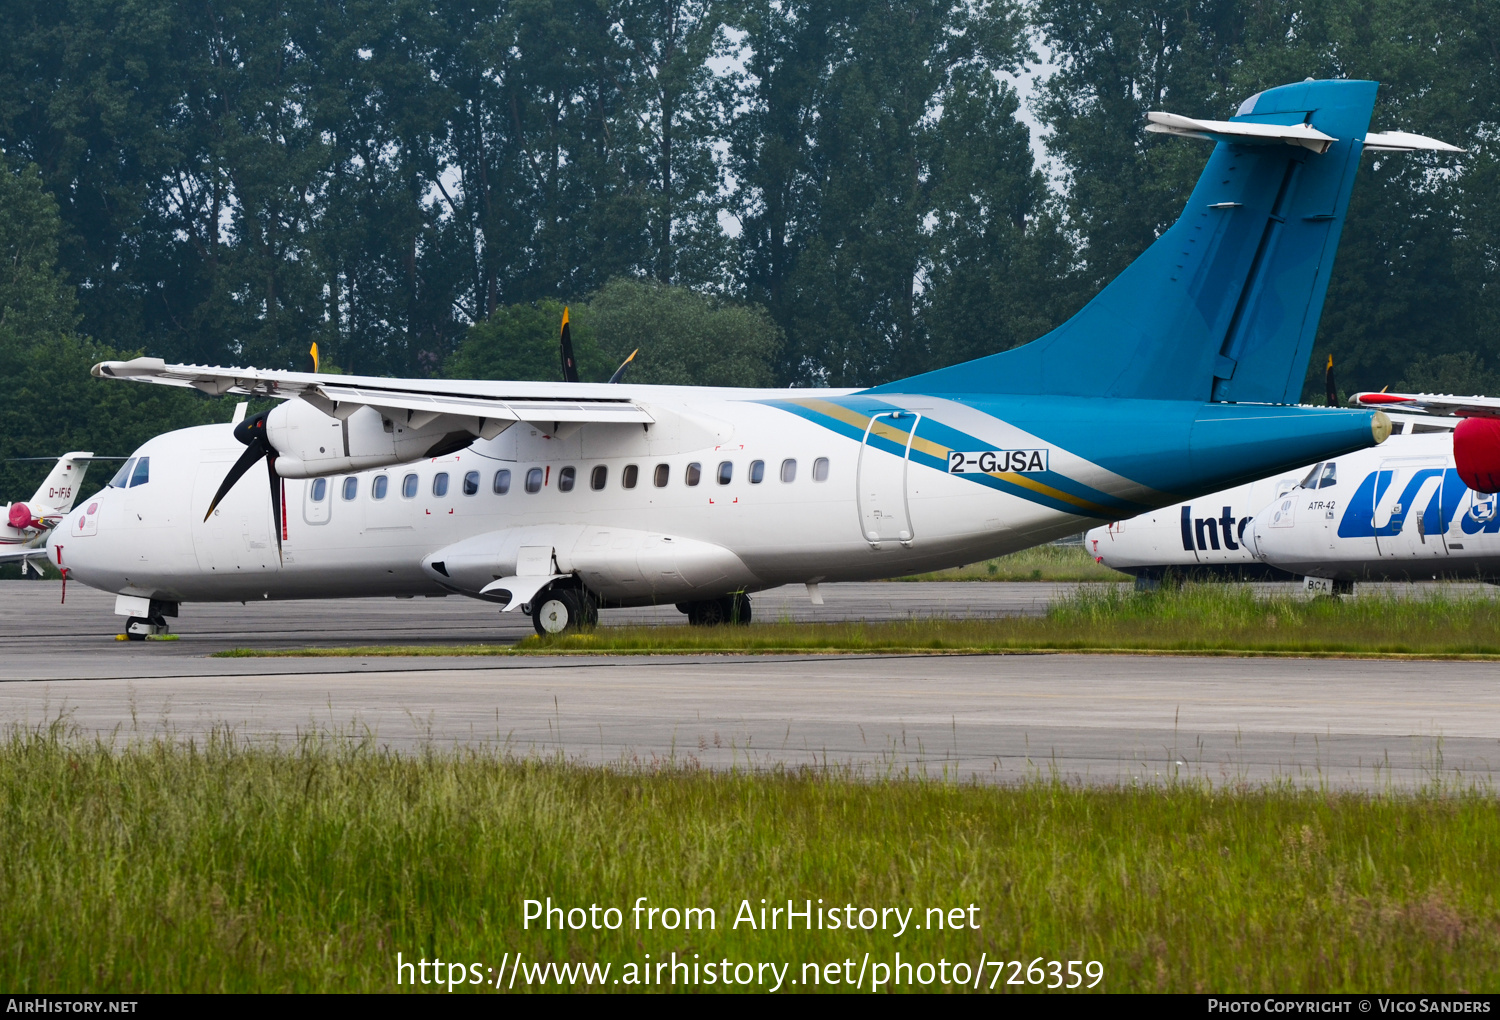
1353, 392, 1500, 418
91, 357, 655, 429
0, 545, 48, 563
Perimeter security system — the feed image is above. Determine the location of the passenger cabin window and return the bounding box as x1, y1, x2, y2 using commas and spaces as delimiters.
1389, 422, 1405, 435
525, 468, 543, 493
372, 475, 389, 500
749, 460, 765, 484
402, 473, 418, 499
780, 459, 796, 483
717, 461, 733, 485
311, 478, 328, 501
493, 469, 511, 495
653, 464, 669, 487
685, 462, 702, 486
433, 472, 449, 497
813, 457, 830, 482
1318, 462, 1337, 488
623, 465, 639, 489
1299, 463, 1324, 489
108, 458, 136, 488
341, 477, 358, 501
463, 470, 479, 496
1413, 422, 1452, 434
129, 457, 150, 487
591, 466, 607, 491
559, 466, 577, 492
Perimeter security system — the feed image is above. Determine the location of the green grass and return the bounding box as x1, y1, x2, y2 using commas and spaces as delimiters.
895, 542, 1128, 582
1, 723, 1495, 993
221, 584, 1500, 659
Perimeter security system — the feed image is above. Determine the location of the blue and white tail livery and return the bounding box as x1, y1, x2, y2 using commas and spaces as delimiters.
58, 80, 1457, 634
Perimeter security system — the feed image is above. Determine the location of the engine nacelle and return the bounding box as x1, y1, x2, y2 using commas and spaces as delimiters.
1454, 416, 1500, 493
267, 400, 478, 478
7, 502, 38, 530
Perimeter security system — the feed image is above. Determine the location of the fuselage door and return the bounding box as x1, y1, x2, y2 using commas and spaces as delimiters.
857, 411, 920, 548
1372, 459, 1448, 558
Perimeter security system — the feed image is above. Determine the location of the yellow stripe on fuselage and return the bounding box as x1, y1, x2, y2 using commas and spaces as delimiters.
785, 397, 1115, 516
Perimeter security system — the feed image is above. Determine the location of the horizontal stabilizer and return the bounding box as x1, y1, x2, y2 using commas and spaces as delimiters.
1362, 130, 1464, 153
1353, 392, 1500, 418
1145, 111, 1338, 154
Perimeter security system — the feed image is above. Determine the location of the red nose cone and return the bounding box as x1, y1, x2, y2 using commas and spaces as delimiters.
1454, 416, 1500, 493
8, 503, 35, 530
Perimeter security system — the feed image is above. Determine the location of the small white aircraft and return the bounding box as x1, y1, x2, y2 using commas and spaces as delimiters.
1084, 411, 1474, 591
44, 80, 1457, 638
1, 452, 98, 575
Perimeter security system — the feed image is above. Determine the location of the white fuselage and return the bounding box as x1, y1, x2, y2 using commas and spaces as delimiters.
52, 392, 1107, 606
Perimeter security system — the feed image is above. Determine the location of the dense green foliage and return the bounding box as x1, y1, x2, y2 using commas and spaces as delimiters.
0, 0, 1496, 478
446, 279, 783, 386
1, 725, 1494, 992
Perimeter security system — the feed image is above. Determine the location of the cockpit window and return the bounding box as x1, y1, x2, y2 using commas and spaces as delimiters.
108, 458, 136, 488
1299, 462, 1324, 489
129, 457, 150, 487
1318, 462, 1337, 488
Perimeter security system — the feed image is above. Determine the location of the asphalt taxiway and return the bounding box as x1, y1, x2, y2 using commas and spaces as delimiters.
1, 580, 1495, 789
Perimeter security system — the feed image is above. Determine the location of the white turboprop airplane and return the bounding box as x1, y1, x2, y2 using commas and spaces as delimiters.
43, 80, 1455, 638
1, 452, 97, 575
1083, 411, 1482, 591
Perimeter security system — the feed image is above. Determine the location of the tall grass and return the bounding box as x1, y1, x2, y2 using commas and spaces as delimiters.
0, 723, 1496, 993
228, 584, 1500, 658
895, 543, 1128, 582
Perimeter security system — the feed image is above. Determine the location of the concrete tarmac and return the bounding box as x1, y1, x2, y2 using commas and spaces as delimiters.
1, 580, 1495, 789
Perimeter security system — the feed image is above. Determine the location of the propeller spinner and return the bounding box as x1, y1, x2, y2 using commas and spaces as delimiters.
204, 408, 284, 563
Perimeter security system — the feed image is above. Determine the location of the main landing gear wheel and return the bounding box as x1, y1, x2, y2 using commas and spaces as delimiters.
530, 586, 599, 637
124, 615, 170, 641
681, 592, 752, 626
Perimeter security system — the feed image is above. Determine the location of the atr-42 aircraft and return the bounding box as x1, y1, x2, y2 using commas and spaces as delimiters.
1084, 411, 1474, 590
51, 80, 1455, 637
1249, 391, 1500, 590
0, 453, 98, 576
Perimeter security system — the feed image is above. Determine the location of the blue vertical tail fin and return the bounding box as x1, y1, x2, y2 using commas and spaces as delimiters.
879, 79, 1378, 404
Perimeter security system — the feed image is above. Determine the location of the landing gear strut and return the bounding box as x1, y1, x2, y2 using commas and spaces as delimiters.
530, 584, 599, 636
679, 592, 752, 626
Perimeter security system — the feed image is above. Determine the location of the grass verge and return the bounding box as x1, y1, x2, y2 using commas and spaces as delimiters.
2, 724, 1494, 992
895, 542, 1128, 582
219, 584, 1500, 659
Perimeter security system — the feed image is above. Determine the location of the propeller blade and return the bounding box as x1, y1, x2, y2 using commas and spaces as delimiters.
608, 348, 639, 385
560, 306, 579, 383
204, 439, 268, 522
1325, 354, 1339, 407
266, 452, 283, 564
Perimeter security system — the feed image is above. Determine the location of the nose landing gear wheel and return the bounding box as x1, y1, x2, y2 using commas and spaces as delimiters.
530, 586, 599, 636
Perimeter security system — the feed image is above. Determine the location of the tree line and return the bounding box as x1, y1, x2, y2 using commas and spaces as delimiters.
1, 0, 1496, 494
